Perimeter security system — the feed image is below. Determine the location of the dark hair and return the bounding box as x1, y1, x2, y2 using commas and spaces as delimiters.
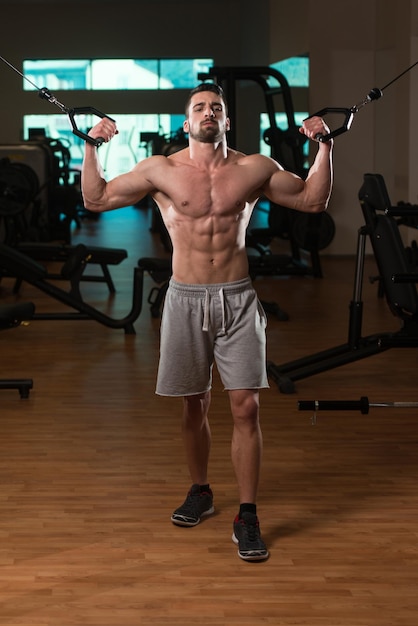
185, 82, 228, 115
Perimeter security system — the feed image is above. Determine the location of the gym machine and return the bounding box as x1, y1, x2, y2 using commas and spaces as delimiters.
0, 242, 144, 334
0, 55, 111, 242
0, 55, 139, 322
0, 153, 129, 294
266, 59, 418, 392
267, 173, 418, 393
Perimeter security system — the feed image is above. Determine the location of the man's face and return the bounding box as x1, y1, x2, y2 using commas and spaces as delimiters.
184, 91, 230, 143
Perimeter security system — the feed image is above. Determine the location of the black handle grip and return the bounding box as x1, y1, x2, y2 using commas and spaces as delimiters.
298, 396, 370, 414
305, 107, 355, 143
67, 107, 115, 147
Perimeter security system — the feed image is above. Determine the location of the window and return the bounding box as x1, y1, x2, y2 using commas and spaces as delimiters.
269, 55, 309, 87
23, 58, 214, 91
22, 57, 212, 176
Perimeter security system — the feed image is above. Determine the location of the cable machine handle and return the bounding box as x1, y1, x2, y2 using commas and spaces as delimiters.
306, 88, 383, 143
305, 107, 356, 143
37, 88, 114, 147
67, 106, 115, 147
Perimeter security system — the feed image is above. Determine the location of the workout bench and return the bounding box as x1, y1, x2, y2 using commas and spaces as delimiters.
15, 242, 127, 293
0, 243, 143, 334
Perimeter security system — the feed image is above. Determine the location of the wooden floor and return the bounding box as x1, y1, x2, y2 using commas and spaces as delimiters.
1, 205, 418, 626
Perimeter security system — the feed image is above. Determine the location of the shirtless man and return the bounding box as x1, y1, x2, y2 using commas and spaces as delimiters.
81, 83, 333, 561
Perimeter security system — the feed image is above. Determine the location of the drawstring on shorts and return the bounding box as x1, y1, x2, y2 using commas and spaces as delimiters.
219, 287, 226, 334
202, 289, 210, 332
202, 287, 226, 334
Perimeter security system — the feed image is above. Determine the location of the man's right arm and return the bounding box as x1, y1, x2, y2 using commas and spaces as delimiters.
81, 119, 158, 213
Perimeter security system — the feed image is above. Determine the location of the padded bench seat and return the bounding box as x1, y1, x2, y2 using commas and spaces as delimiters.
15, 243, 128, 293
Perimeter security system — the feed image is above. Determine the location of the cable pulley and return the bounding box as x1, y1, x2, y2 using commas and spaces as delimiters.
0, 55, 113, 147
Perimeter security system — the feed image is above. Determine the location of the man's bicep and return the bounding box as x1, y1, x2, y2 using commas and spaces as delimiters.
107, 167, 156, 207
261, 170, 305, 209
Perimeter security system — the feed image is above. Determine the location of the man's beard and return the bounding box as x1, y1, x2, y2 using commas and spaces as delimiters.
189, 123, 223, 144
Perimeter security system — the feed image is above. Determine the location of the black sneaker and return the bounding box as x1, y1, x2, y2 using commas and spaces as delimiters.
232, 512, 269, 561
171, 484, 214, 526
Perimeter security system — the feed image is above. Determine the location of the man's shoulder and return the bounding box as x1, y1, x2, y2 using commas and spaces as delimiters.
133, 153, 182, 174
233, 151, 282, 171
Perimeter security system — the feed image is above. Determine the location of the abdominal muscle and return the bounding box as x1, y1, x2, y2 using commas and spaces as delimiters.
165, 209, 251, 285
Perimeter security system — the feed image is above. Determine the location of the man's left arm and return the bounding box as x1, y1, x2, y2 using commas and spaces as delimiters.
261, 116, 334, 214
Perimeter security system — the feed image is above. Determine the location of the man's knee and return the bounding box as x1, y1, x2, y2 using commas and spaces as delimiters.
229, 389, 260, 425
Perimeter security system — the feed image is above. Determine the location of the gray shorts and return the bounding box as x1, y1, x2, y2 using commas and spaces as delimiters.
156, 276, 269, 396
